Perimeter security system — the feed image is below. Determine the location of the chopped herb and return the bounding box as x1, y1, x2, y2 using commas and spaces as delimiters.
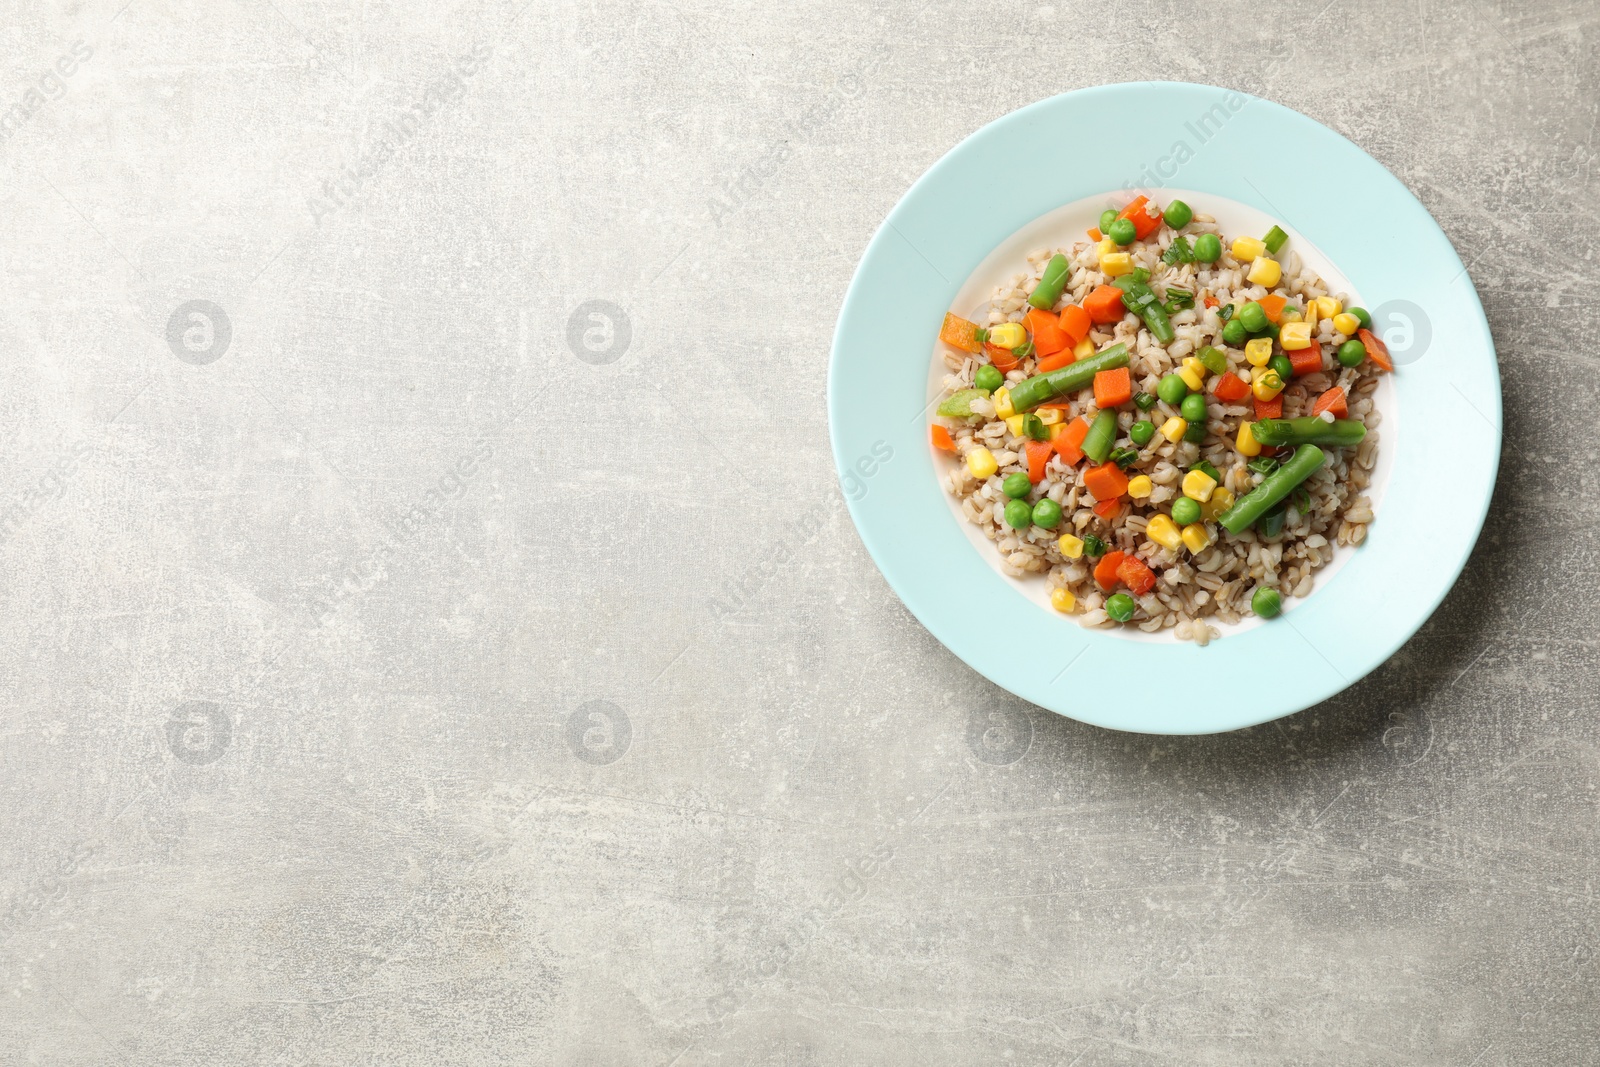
1161, 235, 1195, 265
1013, 340, 1036, 360
1130, 266, 1150, 284
1082, 533, 1107, 558
1133, 391, 1157, 411
1188, 458, 1221, 483
1109, 446, 1140, 469
1022, 413, 1049, 441
1291, 485, 1312, 514
1218, 303, 1235, 322
1163, 287, 1195, 314
1247, 456, 1280, 477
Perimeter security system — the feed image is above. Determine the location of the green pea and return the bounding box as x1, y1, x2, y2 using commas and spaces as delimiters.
1163, 199, 1193, 229
1221, 318, 1248, 346
1269, 354, 1294, 382
1031, 498, 1063, 529
1238, 301, 1268, 333
1105, 593, 1136, 623
1107, 218, 1137, 246
1192, 233, 1222, 263
1003, 499, 1033, 529
974, 364, 1003, 393
1002, 472, 1032, 499
1251, 586, 1283, 618
1349, 306, 1372, 329
1171, 496, 1201, 526
1180, 393, 1208, 422
1099, 208, 1118, 233
1337, 339, 1367, 367
1129, 420, 1155, 446
1156, 374, 1189, 405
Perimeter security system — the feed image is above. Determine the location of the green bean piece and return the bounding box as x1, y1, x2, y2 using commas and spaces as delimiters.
1269, 354, 1294, 382
1080, 409, 1119, 465
1171, 496, 1201, 526
1197, 345, 1228, 375
1337, 339, 1366, 368
1251, 586, 1283, 618
1082, 533, 1106, 558
1032, 498, 1063, 529
1180, 393, 1207, 422
1262, 225, 1288, 254
1163, 199, 1193, 229
1156, 374, 1188, 405
1002, 472, 1031, 499
1251, 417, 1368, 448
1111, 276, 1175, 344
1133, 391, 1157, 411
1006, 344, 1131, 411
1027, 253, 1071, 310
1107, 218, 1136, 246
1217, 444, 1327, 534
1193, 233, 1222, 263
1238, 301, 1268, 333
1099, 208, 1118, 233
1349, 306, 1372, 329
1104, 593, 1136, 623
936, 389, 986, 417
974, 365, 1003, 393
1129, 419, 1155, 446
1221, 318, 1248, 346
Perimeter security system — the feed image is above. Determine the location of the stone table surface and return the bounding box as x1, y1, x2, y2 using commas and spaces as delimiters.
2, 0, 1597, 1064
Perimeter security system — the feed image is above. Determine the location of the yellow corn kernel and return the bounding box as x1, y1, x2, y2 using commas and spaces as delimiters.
1181, 523, 1213, 554
1201, 486, 1235, 522
1037, 407, 1063, 426
1005, 414, 1026, 438
1182, 469, 1218, 502
989, 322, 1026, 349
1183, 356, 1209, 381
1096, 238, 1117, 262
1146, 513, 1183, 551
1126, 475, 1153, 500
1073, 335, 1095, 360
1048, 422, 1069, 442
1279, 306, 1302, 324
1315, 296, 1342, 319
1057, 533, 1084, 560
1279, 320, 1313, 350
1101, 252, 1133, 277
1236, 420, 1262, 457
1160, 416, 1188, 443
1302, 301, 1319, 327
993, 387, 1015, 419
1252, 370, 1285, 401
1050, 586, 1077, 613
966, 447, 998, 479
1246, 256, 1282, 288
1245, 337, 1273, 366
1231, 235, 1266, 262
1177, 363, 1204, 392
1331, 312, 1360, 336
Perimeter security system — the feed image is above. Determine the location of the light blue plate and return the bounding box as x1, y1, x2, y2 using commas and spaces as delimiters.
828, 82, 1500, 735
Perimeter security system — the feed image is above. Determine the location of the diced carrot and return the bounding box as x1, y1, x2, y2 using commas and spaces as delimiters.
1087, 227, 1102, 242
1358, 328, 1394, 372
1058, 305, 1091, 347
930, 425, 956, 452
1288, 343, 1323, 377
1025, 440, 1053, 484
1203, 295, 1219, 309
1258, 294, 1287, 324
1212, 371, 1250, 403
1036, 349, 1075, 373
1054, 416, 1090, 465
984, 342, 1019, 373
1083, 462, 1129, 502
1025, 307, 1070, 357
1084, 285, 1127, 325
1259, 444, 1280, 457
1094, 550, 1126, 590
940, 312, 983, 354
1116, 195, 1162, 240
1254, 394, 1282, 420
1092, 366, 1132, 409
1311, 387, 1348, 418
1116, 556, 1157, 596
1094, 498, 1123, 521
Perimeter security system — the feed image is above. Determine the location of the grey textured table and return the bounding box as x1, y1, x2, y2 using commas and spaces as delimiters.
1, 1, 1596, 1064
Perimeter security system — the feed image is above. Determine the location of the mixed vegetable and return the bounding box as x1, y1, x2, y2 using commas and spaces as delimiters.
932, 197, 1393, 630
